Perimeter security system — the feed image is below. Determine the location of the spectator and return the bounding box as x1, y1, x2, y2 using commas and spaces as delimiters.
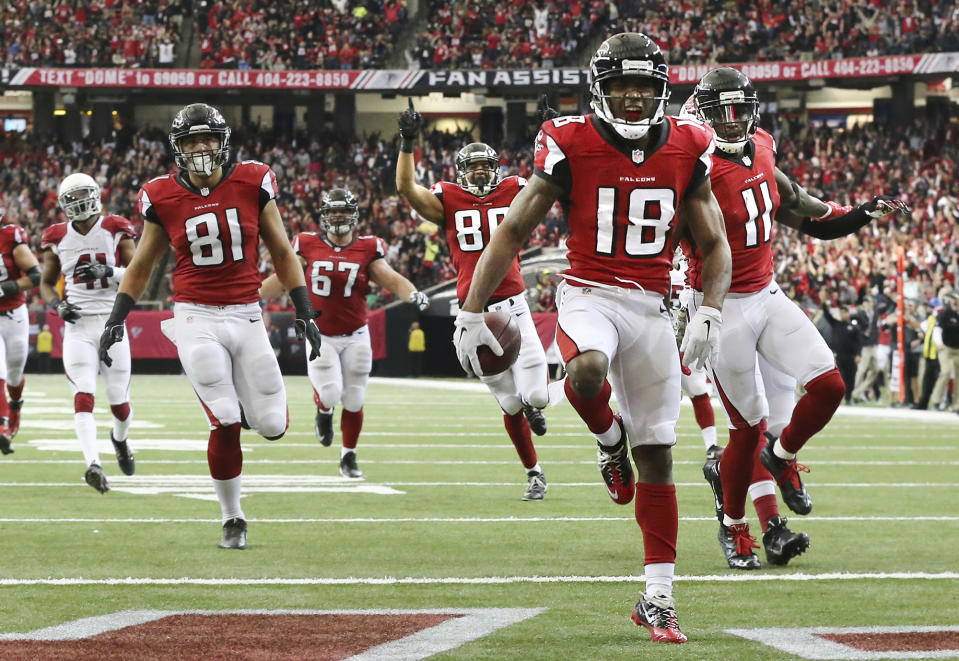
408, 321, 425, 377
929, 292, 959, 411
35, 323, 53, 373
822, 302, 863, 403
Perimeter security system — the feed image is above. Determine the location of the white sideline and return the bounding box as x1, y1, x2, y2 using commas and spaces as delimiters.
2, 480, 957, 488
726, 625, 959, 660
1, 572, 958, 587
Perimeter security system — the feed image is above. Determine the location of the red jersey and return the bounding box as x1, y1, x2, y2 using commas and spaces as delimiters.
534, 114, 714, 296
138, 160, 279, 306
430, 176, 527, 303
684, 128, 780, 293
0, 224, 29, 312
293, 232, 386, 335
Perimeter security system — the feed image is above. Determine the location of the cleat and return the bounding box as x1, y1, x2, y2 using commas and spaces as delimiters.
218, 517, 247, 549
522, 471, 547, 501
339, 452, 363, 479
762, 516, 810, 566
759, 440, 812, 515
84, 463, 110, 494
705, 443, 724, 461
597, 415, 634, 505
0, 423, 12, 455
8, 400, 21, 438
702, 457, 723, 522
522, 403, 547, 436
111, 433, 135, 476
315, 410, 333, 447
719, 522, 761, 570
631, 593, 687, 643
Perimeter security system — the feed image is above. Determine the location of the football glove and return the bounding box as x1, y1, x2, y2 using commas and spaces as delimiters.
398, 98, 424, 140
537, 94, 562, 123
0, 281, 19, 298
862, 195, 910, 219
680, 305, 722, 371
74, 262, 113, 281
409, 291, 430, 311
289, 285, 322, 361
56, 299, 82, 324
98, 321, 125, 367
452, 310, 502, 377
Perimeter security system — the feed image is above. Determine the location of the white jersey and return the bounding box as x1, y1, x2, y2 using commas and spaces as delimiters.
41, 215, 137, 315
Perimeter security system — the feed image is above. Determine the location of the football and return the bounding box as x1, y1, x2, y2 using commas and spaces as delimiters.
477, 310, 522, 376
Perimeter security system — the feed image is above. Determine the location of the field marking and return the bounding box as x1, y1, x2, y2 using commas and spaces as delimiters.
2, 573, 958, 587
726, 625, 959, 660
0, 515, 956, 524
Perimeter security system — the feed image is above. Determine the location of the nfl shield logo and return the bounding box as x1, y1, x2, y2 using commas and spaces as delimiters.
631, 149, 644, 164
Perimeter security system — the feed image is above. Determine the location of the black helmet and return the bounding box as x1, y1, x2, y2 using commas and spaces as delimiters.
455, 142, 500, 197
319, 188, 359, 236
589, 33, 670, 140
694, 67, 759, 154
169, 103, 231, 176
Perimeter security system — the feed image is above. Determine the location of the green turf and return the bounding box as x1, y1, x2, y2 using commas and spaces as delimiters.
2, 373, 958, 659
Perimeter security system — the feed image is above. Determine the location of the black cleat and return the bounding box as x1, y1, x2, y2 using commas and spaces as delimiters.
84, 463, 110, 494
339, 452, 363, 479
315, 410, 333, 447
763, 516, 810, 566
218, 517, 247, 549
111, 433, 135, 476
522, 471, 547, 501
0, 426, 12, 455
630, 593, 687, 643
597, 415, 634, 505
718, 522, 761, 570
523, 404, 547, 436
705, 443, 724, 461
702, 457, 724, 522
759, 439, 812, 515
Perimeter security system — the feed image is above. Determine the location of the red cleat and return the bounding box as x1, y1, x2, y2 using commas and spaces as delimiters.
596, 415, 634, 504
631, 593, 687, 643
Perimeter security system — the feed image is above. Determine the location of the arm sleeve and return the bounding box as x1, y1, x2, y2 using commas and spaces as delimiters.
798, 206, 870, 240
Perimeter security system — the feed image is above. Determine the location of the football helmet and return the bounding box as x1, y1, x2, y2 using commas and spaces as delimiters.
694, 67, 759, 154
57, 172, 102, 222
589, 33, 670, 140
455, 143, 500, 197
169, 103, 231, 176
319, 188, 359, 236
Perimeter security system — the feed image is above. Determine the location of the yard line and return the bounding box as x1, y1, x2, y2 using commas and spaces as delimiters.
2, 572, 958, 586
0, 480, 956, 488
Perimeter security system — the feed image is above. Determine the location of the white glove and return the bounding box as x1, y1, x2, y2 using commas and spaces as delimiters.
680, 305, 722, 370
452, 310, 503, 377
409, 291, 430, 310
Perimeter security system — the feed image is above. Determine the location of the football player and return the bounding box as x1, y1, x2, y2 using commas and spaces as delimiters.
680, 68, 909, 569
259, 188, 429, 480
396, 104, 550, 501
40, 173, 137, 493
455, 33, 732, 643
98, 103, 322, 550
0, 212, 41, 454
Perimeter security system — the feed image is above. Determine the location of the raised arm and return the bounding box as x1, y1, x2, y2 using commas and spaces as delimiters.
395, 99, 445, 223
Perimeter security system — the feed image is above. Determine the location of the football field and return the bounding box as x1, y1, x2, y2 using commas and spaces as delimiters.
1, 373, 958, 659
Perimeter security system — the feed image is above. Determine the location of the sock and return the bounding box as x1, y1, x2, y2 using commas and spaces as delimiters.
526, 462, 542, 476
565, 378, 616, 440
691, 393, 715, 437
110, 403, 132, 442
635, 483, 678, 566
76, 412, 99, 466
701, 426, 717, 449
208, 423, 242, 480
643, 562, 674, 598
719, 426, 762, 521
341, 408, 363, 449
504, 412, 537, 469
722, 513, 747, 526
774, 439, 797, 461
341, 446, 355, 459
7, 379, 23, 403
212, 476, 244, 523
779, 369, 844, 454
0, 379, 8, 421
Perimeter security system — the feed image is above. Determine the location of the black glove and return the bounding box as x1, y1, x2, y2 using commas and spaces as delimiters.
290, 285, 322, 361
862, 195, 910, 219
537, 94, 561, 123
398, 98, 423, 152
74, 262, 114, 281
0, 281, 19, 298
98, 321, 124, 367
56, 299, 82, 324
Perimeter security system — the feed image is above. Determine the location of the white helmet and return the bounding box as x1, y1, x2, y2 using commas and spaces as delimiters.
58, 173, 102, 222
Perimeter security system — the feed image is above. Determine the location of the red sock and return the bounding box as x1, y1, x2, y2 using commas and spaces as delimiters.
504, 412, 537, 469
635, 483, 678, 564
564, 378, 614, 435
110, 403, 131, 421
341, 408, 363, 449
779, 369, 845, 454
0, 379, 8, 421
7, 380, 23, 402
720, 425, 762, 520
691, 393, 714, 430
208, 423, 242, 480
752, 494, 779, 533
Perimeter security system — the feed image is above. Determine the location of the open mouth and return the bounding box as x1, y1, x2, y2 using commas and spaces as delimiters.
624, 110, 646, 121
